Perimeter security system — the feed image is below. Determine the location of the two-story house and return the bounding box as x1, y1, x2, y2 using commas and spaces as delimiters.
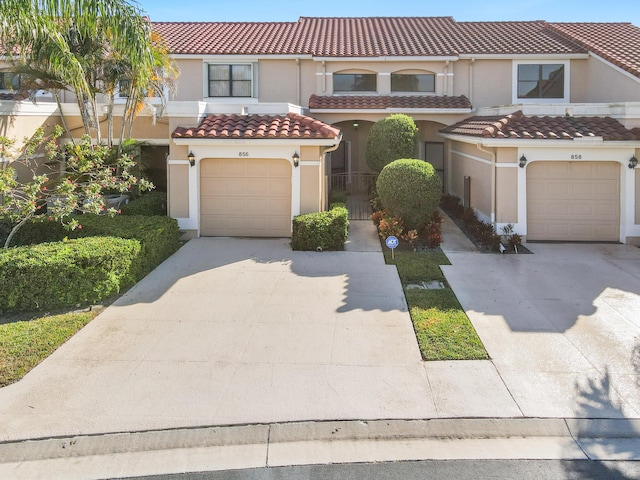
2, 17, 640, 244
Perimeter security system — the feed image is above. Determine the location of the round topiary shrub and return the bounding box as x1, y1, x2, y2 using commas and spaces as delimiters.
376, 159, 442, 230
365, 114, 418, 172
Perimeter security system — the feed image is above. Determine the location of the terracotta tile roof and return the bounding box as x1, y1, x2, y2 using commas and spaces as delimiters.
152, 17, 640, 80
440, 110, 640, 141
152, 17, 586, 57
455, 21, 584, 55
171, 113, 341, 140
151, 22, 299, 55
309, 94, 472, 110
549, 22, 640, 79
294, 17, 461, 57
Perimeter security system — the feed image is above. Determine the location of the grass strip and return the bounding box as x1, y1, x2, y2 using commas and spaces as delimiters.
385, 249, 488, 361
0, 311, 98, 387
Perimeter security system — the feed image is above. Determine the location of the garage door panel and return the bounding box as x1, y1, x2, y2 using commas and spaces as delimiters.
200, 158, 292, 237
527, 161, 619, 241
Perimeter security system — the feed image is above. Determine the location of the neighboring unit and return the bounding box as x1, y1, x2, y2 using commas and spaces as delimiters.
2, 17, 639, 243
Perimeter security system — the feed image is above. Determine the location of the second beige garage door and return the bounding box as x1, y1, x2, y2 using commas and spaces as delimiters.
527, 161, 619, 241
200, 158, 292, 237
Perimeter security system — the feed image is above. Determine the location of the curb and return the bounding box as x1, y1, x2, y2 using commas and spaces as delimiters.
2, 417, 640, 464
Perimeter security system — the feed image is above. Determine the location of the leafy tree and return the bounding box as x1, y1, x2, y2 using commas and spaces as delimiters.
366, 114, 418, 172
376, 159, 442, 231
0, 0, 177, 148
0, 126, 153, 249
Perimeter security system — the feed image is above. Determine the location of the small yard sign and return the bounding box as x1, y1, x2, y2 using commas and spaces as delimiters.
386, 235, 399, 259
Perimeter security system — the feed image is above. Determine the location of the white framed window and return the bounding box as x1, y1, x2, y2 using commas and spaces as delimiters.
512, 60, 569, 104
208, 64, 253, 98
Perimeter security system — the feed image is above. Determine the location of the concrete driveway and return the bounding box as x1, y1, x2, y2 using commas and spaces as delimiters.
0, 228, 438, 442
1, 222, 640, 444
443, 243, 640, 419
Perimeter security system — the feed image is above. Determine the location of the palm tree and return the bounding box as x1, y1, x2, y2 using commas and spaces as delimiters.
0, 0, 176, 146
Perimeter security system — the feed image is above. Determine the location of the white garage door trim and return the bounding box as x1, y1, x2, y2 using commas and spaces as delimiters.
526, 161, 620, 241
200, 158, 292, 237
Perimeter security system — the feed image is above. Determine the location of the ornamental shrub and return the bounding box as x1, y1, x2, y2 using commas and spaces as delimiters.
0, 236, 140, 313
365, 114, 418, 172
67, 215, 181, 280
376, 159, 442, 231
291, 203, 349, 251
7, 214, 181, 281
120, 192, 167, 216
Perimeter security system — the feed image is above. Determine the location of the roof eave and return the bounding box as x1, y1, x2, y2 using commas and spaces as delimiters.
310, 108, 473, 114
458, 53, 589, 60
439, 132, 640, 147
173, 137, 341, 146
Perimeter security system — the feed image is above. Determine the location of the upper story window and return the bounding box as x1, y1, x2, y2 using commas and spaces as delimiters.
516, 63, 565, 99
0, 72, 21, 91
208, 64, 252, 97
391, 73, 435, 93
333, 73, 376, 92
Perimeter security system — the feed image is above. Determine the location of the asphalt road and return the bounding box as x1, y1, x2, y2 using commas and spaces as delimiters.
121, 460, 640, 480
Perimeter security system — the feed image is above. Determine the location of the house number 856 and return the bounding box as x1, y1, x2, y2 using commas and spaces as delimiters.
239, 152, 249, 157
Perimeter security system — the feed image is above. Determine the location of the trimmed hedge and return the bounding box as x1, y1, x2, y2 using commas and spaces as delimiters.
377, 159, 442, 230
6, 214, 181, 281
366, 114, 418, 173
291, 203, 349, 251
120, 191, 167, 216
66, 215, 181, 280
0, 237, 140, 313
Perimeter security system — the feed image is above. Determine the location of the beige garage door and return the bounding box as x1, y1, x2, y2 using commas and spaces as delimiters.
200, 158, 292, 237
527, 161, 619, 241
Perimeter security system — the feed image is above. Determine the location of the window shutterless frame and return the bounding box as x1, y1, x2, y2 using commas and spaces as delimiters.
208, 64, 252, 97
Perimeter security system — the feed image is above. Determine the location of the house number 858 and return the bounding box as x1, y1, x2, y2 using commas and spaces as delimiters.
239, 152, 249, 157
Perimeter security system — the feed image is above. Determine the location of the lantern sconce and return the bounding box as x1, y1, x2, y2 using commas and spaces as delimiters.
187, 151, 195, 167
629, 156, 638, 169
353, 121, 359, 130
292, 152, 300, 168
519, 155, 528, 168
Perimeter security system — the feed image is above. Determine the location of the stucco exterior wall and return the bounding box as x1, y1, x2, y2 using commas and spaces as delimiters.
259, 59, 299, 103
173, 59, 206, 101
467, 59, 512, 108
300, 145, 322, 214
448, 140, 492, 219
168, 163, 189, 218
573, 57, 640, 103
495, 148, 519, 224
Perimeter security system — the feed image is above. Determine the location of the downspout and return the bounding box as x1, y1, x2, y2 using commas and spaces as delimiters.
476, 143, 497, 228
469, 58, 475, 105
296, 58, 301, 106
444, 60, 449, 96
322, 60, 326, 93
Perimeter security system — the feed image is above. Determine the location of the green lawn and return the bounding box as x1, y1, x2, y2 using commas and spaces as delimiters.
385, 250, 488, 361
0, 310, 99, 387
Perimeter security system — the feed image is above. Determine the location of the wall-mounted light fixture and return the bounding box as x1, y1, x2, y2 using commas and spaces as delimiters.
629, 156, 638, 169
519, 155, 528, 168
292, 152, 300, 168
353, 121, 359, 130
188, 151, 195, 167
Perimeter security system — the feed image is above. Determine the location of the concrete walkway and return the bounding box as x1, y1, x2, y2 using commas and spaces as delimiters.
1, 218, 640, 478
